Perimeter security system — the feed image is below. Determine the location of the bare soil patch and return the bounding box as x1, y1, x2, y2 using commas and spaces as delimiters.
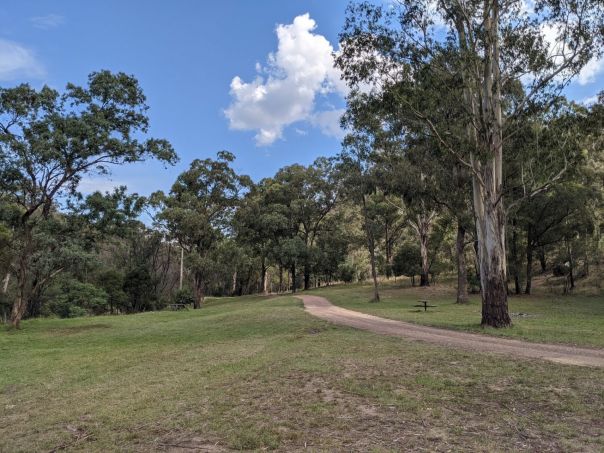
299, 295, 604, 368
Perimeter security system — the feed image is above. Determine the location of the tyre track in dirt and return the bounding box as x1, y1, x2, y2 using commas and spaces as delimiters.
298, 294, 604, 368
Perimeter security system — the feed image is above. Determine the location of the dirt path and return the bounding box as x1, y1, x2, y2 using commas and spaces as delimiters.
298, 295, 604, 368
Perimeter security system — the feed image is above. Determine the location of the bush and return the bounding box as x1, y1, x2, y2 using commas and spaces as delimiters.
392, 244, 421, 278
467, 271, 481, 294
123, 266, 155, 312
173, 288, 194, 306
45, 279, 108, 318
337, 263, 357, 283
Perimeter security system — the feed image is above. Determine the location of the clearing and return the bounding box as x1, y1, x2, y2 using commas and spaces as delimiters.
1, 292, 603, 452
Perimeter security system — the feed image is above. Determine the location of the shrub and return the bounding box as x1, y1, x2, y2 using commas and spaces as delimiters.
45, 279, 108, 318
173, 288, 194, 306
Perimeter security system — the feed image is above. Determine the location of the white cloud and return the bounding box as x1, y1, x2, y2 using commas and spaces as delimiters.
0, 39, 45, 81
310, 109, 346, 139
30, 14, 65, 30
581, 94, 599, 106
225, 13, 347, 146
77, 177, 122, 194
577, 58, 604, 85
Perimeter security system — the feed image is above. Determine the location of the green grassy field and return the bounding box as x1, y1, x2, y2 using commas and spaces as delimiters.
310, 281, 604, 348
1, 293, 603, 452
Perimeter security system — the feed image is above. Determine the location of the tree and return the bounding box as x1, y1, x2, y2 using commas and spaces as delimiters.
0, 71, 176, 327
123, 266, 155, 312
156, 151, 249, 308
392, 243, 422, 284
273, 160, 338, 290
336, 0, 603, 326
338, 135, 382, 302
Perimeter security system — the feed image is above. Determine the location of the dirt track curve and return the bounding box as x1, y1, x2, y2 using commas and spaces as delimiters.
298, 295, 604, 368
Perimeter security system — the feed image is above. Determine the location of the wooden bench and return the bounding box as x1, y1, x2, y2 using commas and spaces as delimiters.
168, 303, 188, 311
414, 300, 437, 312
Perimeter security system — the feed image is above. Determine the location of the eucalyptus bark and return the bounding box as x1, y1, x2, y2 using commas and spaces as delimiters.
453, 0, 510, 327
2, 273, 9, 294
525, 224, 534, 295
567, 240, 575, 290
193, 274, 204, 309
291, 263, 296, 293
455, 222, 469, 303
9, 224, 33, 328
278, 265, 283, 293
525, 245, 533, 295
538, 247, 547, 273
362, 194, 380, 302
231, 270, 237, 296
264, 269, 270, 294
260, 256, 267, 294
510, 218, 521, 295
409, 213, 434, 287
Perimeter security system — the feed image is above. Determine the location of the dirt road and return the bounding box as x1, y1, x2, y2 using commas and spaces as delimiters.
298, 294, 604, 368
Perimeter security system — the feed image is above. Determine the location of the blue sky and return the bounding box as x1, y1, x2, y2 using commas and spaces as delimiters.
1, 1, 602, 196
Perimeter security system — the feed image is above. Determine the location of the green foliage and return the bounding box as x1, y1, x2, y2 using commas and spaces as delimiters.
337, 263, 357, 283
173, 288, 195, 306
392, 244, 421, 278
0, 71, 176, 326
123, 266, 155, 312
97, 269, 127, 313
45, 279, 108, 318
155, 151, 249, 304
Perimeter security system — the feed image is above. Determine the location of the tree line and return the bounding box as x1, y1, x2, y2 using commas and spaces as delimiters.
1, 0, 603, 328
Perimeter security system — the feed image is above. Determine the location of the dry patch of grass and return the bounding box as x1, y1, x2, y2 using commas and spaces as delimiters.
1, 294, 603, 451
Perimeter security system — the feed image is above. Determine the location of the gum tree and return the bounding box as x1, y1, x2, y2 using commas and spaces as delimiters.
156, 151, 249, 308
336, 0, 603, 327
0, 71, 176, 327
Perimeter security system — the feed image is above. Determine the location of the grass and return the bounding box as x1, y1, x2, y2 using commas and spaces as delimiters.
310, 280, 604, 348
1, 293, 603, 451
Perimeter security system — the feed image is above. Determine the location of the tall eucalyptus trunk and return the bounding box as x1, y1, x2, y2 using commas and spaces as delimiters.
409, 212, 435, 288
525, 224, 534, 295
362, 194, 380, 302
456, 222, 469, 303
454, 0, 510, 326
9, 224, 33, 328
193, 274, 204, 309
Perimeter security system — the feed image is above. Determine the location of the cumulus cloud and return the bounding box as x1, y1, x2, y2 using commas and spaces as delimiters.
30, 14, 65, 30
225, 13, 347, 146
577, 58, 604, 86
310, 109, 346, 139
0, 39, 45, 81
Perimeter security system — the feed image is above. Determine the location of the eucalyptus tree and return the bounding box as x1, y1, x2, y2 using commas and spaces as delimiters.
507, 98, 604, 293
264, 161, 338, 292
336, 0, 603, 327
233, 182, 278, 294
338, 133, 383, 302
369, 193, 405, 279
156, 151, 249, 308
0, 71, 176, 327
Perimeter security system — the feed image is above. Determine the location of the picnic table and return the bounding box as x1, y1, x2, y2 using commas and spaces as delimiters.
168, 303, 188, 311
414, 300, 437, 312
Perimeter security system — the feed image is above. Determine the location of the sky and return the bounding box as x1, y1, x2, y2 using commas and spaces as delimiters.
1, 1, 602, 196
